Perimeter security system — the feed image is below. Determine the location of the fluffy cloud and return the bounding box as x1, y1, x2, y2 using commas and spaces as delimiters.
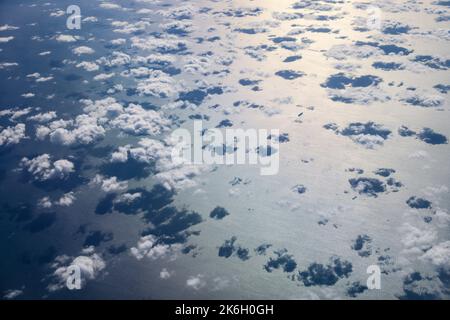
130, 235, 180, 260
111, 137, 206, 191
28, 111, 57, 123
400, 222, 437, 255
47, 247, 105, 292
97, 51, 131, 67
20, 154, 74, 181
135, 70, 181, 98
91, 175, 128, 192
37, 115, 105, 146
0, 123, 26, 146
35, 98, 169, 146
157, 5, 196, 20
421, 241, 450, 269
0, 24, 19, 31
73, 46, 95, 55
76, 61, 99, 71
325, 44, 382, 60
186, 274, 206, 290
109, 103, 171, 135
160, 268, 173, 279
55, 35, 78, 42
38, 192, 76, 208
130, 36, 187, 54
56, 192, 76, 206
0, 36, 14, 43
99, 2, 123, 10
93, 73, 115, 81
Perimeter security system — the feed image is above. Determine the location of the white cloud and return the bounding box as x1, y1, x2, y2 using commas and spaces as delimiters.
186, 274, 206, 290
28, 111, 57, 123
325, 44, 383, 60
130, 235, 180, 260
421, 241, 450, 269
157, 4, 196, 20
38, 196, 53, 209
130, 35, 187, 53
72, 46, 95, 55
135, 70, 181, 98
160, 268, 173, 280
20, 154, 74, 181
56, 192, 76, 207
26, 72, 53, 82
91, 175, 128, 192
55, 35, 78, 42
97, 51, 131, 67
76, 61, 99, 72
400, 222, 437, 254
38, 192, 76, 208
0, 24, 19, 31
50, 10, 65, 17
47, 247, 105, 292
114, 192, 142, 204
0, 36, 14, 43
326, 86, 390, 105
37, 115, 105, 146
93, 72, 115, 81
111, 20, 150, 34
0, 62, 18, 69
99, 2, 122, 10
35, 98, 169, 146
0, 123, 26, 146
111, 137, 206, 191
110, 38, 126, 45
110, 103, 170, 135
3, 289, 23, 300
83, 16, 98, 23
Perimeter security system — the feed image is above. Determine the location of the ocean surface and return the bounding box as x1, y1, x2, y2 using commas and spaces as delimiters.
0, 0, 449, 299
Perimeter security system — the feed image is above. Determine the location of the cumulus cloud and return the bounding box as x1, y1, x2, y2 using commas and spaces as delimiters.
72, 46, 95, 55
325, 44, 383, 60
36, 115, 105, 146
400, 222, 437, 255
186, 274, 206, 290
55, 35, 78, 42
99, 2, 123, 10
38, 192, 76, 208
93, 73, 115, 81
36, 97, 170, 146
97, 51, 131, 67
91, 175, 128, 192
160, 268, 173, 279
0, 123, 26, 146
47, 246, 105, 292
135, 70, 182, 98
421, 241, 450, 269
20, 154, 74, 181
111, 137, 206, 191
109, 103, 171, 135
56, 192, 76, 207
28, 111, 57, 123
130, 235, 180, 260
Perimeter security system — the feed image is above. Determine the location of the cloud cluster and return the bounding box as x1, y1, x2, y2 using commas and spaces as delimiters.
20, 154, 74, 181
47, 246, 105, 292
0, 123, 26, 146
